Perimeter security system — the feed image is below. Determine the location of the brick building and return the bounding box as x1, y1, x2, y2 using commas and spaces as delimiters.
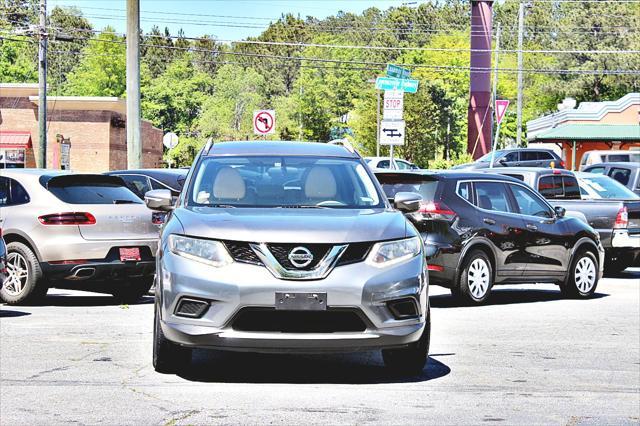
526, 93, 640, 170
0, 83, 163, 172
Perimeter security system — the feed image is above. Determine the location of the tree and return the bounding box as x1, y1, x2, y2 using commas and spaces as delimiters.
0, 36, 37, 82
64, 27, 126, 97
48, 6, 93, 93
197, 64, 266, 141
142, 55, 214, 134
142, 26, 177, 78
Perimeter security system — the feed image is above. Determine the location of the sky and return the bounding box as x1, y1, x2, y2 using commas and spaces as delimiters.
48, 0, 410, 41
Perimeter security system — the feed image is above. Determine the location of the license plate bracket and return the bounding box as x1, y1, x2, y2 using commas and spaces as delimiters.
275, 292, 327, 311
119, 247, 141, 262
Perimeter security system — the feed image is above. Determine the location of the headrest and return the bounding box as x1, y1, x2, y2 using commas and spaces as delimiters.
213, 167, 246, 200
304, 166, 337, 199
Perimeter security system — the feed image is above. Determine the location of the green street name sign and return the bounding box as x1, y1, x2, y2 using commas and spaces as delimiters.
375, 77, 419, 93
386, 64, 411, 79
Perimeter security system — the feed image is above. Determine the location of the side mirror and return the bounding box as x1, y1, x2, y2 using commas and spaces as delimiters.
145, 189, 174, 211
394, 192, 422, 213
498, 158, 507, 165
554, 206, 566, 218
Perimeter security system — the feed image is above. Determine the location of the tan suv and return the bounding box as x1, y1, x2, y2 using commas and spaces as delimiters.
0, 170, 159, 304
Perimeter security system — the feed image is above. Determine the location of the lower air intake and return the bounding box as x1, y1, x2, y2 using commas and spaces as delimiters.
175, 298, 209, 318
231, 308, 367, 333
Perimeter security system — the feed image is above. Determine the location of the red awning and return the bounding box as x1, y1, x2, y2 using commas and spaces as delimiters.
0, 131, 32, 149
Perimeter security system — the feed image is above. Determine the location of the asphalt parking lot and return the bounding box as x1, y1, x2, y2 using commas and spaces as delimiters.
1, 271, 639, 425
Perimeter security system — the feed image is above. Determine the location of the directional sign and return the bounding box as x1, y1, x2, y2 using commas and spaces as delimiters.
495, 100, 510, 125
163, 132, 179, 149
380, 120, 405, 146
383, 90, 404, 120
386, 64, 411, 79
375, 77, 419, 93
253, 110, 275, 135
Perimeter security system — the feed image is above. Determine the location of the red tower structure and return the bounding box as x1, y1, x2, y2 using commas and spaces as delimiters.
468, 0, 494, 159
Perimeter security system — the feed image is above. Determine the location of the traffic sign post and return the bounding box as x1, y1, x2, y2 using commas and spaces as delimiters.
489, 100, 510, 168
383, 90, 404, 120
253, 110, 276, 136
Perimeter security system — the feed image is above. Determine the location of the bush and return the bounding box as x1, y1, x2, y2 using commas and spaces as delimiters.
427, 153, 473, 170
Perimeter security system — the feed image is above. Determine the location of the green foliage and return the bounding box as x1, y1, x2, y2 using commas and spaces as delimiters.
64, 27, 126, 97
197, 64, 266, 140
0, 36, 37, 82
142, 56, 214, 134
429, 152, 473, 170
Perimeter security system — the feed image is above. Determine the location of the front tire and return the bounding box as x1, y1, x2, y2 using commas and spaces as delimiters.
0, 242, 48, 305
382, 308, 430, 376
562, 250, 599, 298
456, 250, 493, 305
153, 304, 192, 374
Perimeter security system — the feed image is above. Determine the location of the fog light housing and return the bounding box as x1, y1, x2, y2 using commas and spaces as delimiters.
386, 297, 419, 320
174, 298, 210, 318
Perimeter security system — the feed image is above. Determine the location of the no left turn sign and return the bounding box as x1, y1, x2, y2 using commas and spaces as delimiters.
253, 110, 276, 135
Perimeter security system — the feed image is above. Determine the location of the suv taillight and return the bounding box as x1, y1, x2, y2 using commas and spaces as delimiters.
38, 212, 96, 225
614, 206, 628, 229
418, 201, 456, 221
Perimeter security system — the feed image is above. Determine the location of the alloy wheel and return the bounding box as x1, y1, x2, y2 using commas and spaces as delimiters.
574, 256, 596, 293
3, 252, 29, 296
467, 258, 490, 299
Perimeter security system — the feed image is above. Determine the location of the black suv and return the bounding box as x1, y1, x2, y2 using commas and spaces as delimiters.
453, 148, 564, 170
376, 171, 604, 304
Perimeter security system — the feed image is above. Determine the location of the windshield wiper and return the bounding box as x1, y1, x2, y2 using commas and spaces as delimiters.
278, 205, 329, 209
113, 199, 138, 204
209, 204, 237, 208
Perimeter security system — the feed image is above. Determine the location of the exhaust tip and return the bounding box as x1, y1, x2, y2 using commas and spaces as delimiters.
67, 267, 96, 280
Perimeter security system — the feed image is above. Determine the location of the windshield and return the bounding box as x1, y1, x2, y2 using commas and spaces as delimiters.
189, 156, 383, 208
578, 175, 640, 200
477, 150, 505, 163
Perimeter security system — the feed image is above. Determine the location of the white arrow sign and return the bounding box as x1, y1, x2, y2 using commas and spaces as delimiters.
380, 120, 405, 146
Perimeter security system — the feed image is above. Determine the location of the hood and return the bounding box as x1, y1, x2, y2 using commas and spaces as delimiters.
172, 207, 409, 243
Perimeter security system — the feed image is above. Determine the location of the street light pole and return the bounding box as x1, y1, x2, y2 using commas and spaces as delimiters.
37, 0, 47, 169
126, 0, 142, 169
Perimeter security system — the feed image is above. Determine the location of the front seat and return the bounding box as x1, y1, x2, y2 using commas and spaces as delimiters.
213, 167, 246, 202
304, 166, 337, 203
478, 195, 493, 211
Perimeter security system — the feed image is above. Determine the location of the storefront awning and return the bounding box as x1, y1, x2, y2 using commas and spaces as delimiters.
0, 131, 32, 148
530, 124, 640, 142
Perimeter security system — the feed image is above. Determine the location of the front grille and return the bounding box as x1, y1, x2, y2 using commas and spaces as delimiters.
337, 242, 372, 266
223, 241, 262, 265
222, 240, 374, 270
231, 308, 367, 333
267, 243, 332, 270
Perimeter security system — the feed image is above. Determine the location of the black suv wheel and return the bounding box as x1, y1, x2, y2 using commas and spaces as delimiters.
455, 250, 493, 305
562, 250, 599, 298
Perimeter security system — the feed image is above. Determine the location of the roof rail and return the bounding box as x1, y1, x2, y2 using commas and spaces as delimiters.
328, 138, 360, 157
203, 138, 213, 155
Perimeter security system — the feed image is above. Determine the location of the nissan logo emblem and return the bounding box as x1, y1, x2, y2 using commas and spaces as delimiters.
288, 246, 314, 268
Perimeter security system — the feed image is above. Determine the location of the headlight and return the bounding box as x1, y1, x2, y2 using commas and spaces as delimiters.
168, 235, 233, 267
366, 236, 422, 268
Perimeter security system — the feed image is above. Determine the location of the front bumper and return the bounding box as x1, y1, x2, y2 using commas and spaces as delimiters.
158, 249, 428, 353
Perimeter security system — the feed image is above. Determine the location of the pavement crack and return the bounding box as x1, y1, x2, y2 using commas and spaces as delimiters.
26, 366, 71, 380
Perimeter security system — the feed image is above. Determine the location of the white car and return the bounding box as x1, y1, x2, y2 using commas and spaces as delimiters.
579, 150, 640, 171
364, 157, 419, 170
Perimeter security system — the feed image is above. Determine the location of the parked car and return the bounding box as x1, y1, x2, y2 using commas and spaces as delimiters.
147, 141, 430, 375
583, 162, 640, 196
375, 170, 604, 305
487, 167, 640, 273
0, 170, 159, 304
105, 168, 187, 199
579, 150, 640, 171
0, 233, 6, 290
365, 156, 419, 170
452, 148, 565, 170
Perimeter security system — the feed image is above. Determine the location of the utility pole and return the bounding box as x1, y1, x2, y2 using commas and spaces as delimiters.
489, 23, 501, 168
126, 0, 142, 169
37, 0, 47, 169
516, 3, 525, 146
491, 23, 501, 143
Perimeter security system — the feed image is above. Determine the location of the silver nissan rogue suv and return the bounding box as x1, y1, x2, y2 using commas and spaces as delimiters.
147, 141, 429, 375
